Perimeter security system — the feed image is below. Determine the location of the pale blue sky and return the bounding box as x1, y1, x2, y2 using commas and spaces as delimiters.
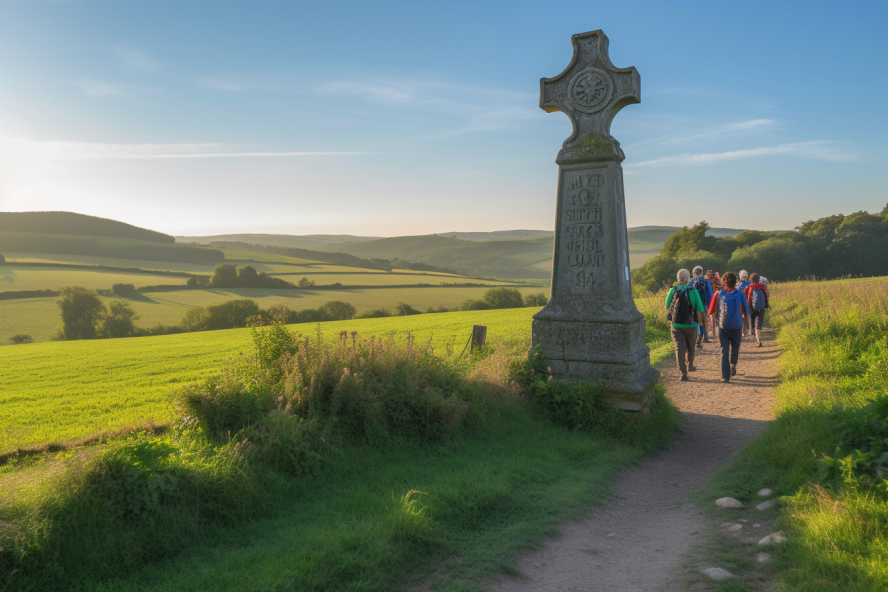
1, 0, 885, 236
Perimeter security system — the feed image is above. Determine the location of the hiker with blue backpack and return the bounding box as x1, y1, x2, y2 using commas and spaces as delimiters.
689, 266, 713, 349
665, 268, 707, 381
743, 272, 770, 347
707, 271, 751, 383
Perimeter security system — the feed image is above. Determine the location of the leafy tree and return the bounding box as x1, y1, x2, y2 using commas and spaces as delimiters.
102, 301, 139, 338
0, 253, 5, 263
357, 307, 391, 319
298, 277, 316, 288
660, 221, 710, 257
524, 293, 548, 307
9, 334, 32, 344
211, 264, 238, 287
483, 287, 524, 309
728, 237, 810, 281
733, 230, 776, 250
182, 307, 209, 331
204, 300, 260, 330
181, 299, 260, 331
186, 275, 210, 287
237, 265, 259, 284
395, 302, 421, 316
460, 299, 492, 311
111, 283, 136, 296
321, 301, 356, 320
57, 286, 106, 340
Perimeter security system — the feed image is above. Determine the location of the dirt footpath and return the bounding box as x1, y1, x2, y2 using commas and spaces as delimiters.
486, 331, 778, 592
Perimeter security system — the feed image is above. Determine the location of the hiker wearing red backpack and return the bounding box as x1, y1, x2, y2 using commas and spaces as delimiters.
743, 272, 770, 347
665, 268, 707, 381
707, 271, 751, 383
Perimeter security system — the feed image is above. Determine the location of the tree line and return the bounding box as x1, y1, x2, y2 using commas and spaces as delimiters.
631, 205, 888, 294
47, 286, 550, 342
205, 241, 459, 274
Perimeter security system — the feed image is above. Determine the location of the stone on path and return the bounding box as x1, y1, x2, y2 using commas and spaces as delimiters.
715, 497, 745, 509
531, 30, 658, 411
700, 567, 738, 582
755, 552, 773, 563
719, 522, 743, 532
758, 531, 788, 545
756, 500, 775, 511
758, 488, 773, 497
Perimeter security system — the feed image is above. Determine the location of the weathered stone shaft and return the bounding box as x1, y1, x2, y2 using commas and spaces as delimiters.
532, 30, 658, 411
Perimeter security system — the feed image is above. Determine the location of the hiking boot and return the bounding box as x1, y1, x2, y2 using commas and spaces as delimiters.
688, 365, 697, 372
680, 375, 690, 381
722, 378, 730, 383
731, 364, 737, 376
756, 341, 763, 347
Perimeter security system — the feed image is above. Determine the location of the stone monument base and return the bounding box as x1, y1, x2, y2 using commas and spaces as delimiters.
531, 317, 660, 411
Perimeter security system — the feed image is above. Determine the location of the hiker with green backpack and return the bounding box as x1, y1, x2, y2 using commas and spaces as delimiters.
743, 272, 770, 347
707, 271, 752, 383
665, 268, 707, 381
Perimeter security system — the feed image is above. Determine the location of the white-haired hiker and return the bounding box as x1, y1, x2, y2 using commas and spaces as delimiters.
665, 268, 706, 381
689, 266, 712, 349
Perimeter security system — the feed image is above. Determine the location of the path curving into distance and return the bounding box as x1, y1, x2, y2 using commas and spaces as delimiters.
486, 330, 778, 592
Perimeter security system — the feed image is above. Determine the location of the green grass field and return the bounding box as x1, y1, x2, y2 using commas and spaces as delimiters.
0, 308, 540, 452
1, 252, 221, 273
0, 300, 671, 454
0, 265, 190, 291
0, 285, 546, 344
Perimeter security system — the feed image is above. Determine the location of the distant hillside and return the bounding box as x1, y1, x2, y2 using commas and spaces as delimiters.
181, 226, 750, 280
0, 212, 174, 243
178, 233, 380, 251
437, 230, 553, 241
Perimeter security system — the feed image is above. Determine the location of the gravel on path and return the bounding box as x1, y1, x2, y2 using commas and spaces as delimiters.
485, 330, 778, 592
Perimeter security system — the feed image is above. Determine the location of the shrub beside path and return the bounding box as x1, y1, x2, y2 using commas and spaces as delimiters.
486, 331, 778, 592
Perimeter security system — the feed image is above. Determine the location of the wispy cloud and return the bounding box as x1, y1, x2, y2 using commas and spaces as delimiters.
2, 138, 367, 162
629, 118, 779, 149
198, 78, 247, 91
111, 47, 161, 71
630, 141, 854, 167
316, 75, 537, 136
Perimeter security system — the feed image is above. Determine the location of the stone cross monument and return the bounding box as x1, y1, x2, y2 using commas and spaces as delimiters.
532, 30, 658, 411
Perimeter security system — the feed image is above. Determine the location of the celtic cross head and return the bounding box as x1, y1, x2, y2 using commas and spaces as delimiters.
540, 30, 640, 160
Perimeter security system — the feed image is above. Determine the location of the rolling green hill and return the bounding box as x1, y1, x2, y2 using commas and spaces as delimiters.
182, 226, 748, 280
0, 211, 174, 243
177, 233, 381, 250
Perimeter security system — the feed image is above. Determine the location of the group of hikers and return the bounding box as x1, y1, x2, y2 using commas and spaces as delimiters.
664, 267, 770, 383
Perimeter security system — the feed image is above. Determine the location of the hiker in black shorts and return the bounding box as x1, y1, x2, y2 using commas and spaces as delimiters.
743, 272, 770, 347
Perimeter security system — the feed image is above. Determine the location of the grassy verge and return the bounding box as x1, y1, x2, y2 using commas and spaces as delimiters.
1, 298, 673, 453
1, 305, 676, 591
702, 277, 888, 591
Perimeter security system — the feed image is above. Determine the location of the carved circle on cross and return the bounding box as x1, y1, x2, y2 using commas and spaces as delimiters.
568, 67, 613, 114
